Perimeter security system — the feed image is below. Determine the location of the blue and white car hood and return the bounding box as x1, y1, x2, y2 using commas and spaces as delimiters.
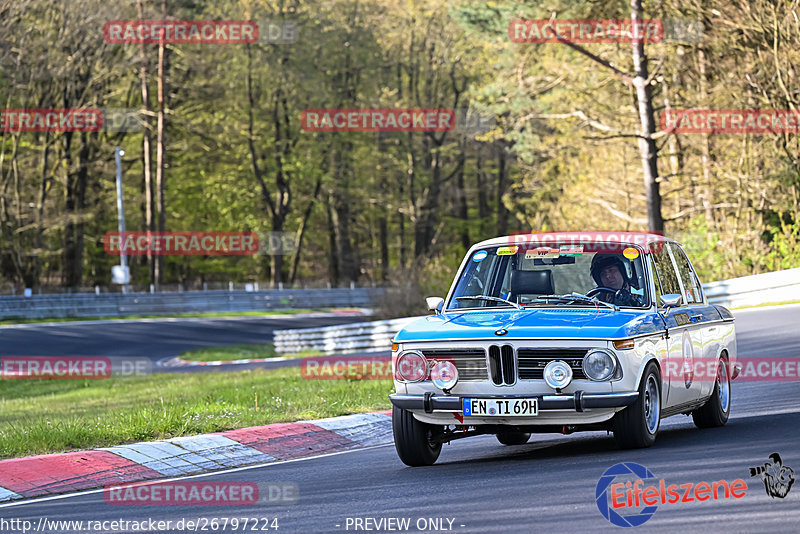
393, 308, 665, 342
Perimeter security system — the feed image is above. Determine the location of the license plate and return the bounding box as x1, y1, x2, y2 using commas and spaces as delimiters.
462, 398, 538, 417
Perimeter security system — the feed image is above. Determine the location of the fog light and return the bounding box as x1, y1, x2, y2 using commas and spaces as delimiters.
544, 360, 573, 389
395, 351, 427, 382
431, 360, 459, 390
583, 349, 618, 381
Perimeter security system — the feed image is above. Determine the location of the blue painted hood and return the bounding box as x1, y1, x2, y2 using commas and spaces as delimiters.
393, 308, 664, 342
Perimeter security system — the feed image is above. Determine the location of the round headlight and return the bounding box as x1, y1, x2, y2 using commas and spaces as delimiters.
544, 360, 573, 389
395, 351, 428, 382
583, 349, 617, 381
431, 360, 459, 390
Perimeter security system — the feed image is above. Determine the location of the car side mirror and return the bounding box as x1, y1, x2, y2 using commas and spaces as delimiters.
660, 294, 682, 308
426, 296, 444, 315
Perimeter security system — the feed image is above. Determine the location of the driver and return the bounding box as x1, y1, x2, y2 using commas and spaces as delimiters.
589, 255, 642, 307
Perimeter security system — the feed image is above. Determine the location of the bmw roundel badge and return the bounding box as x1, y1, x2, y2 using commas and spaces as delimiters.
495, 329, 508, 336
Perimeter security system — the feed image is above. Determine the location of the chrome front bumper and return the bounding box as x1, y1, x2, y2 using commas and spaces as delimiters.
389, 391, 639, 414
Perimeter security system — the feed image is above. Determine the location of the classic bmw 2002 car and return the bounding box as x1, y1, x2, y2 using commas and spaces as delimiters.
390, 233, 740, 466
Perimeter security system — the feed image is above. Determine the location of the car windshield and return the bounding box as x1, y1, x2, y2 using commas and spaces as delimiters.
448, 243, 651, 310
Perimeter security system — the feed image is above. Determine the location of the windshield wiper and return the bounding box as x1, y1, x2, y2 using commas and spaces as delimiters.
454, 295, 523, 310
533, 293, 618, 311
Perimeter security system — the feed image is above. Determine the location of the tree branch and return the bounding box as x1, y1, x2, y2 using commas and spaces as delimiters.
587, 197, 648, 225
547, 14, 635, 85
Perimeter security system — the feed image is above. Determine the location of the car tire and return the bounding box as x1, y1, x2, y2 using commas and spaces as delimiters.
392, 406, 442, 466
496, 431, 531, 446
692, 357, 730, 428
612, 361, 661, 449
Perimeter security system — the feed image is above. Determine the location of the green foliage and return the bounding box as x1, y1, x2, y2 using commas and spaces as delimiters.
2, 0, 800, 294
763, 214, 800, 272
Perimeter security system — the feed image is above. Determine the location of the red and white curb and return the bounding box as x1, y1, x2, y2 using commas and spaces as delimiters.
0, 410, 392, 502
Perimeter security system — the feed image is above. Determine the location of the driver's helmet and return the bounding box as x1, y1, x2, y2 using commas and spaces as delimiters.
590, 254, 630, 287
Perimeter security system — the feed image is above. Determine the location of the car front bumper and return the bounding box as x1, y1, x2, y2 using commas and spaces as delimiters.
389, 391, 639, 414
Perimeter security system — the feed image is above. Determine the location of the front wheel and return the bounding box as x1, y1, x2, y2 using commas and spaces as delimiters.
392, 407, 442, 466
692, 358, 730, 428
612, 362, 661, 449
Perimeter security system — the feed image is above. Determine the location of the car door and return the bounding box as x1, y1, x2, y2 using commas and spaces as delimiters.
668, 243, 719, 400
649, 243, 693, 409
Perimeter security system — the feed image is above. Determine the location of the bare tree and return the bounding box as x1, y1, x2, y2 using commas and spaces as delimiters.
548, 3, 665, 233
137, 0, 155, 285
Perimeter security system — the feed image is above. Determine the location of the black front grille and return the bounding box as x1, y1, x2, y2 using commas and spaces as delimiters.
421, 349, 487, 381
488, 344, 515, 385
501, 345, 515, 384
517, 348, 588, 380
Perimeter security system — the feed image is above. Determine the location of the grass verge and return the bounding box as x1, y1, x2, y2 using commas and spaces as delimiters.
178, 344, 324, 362
0, 368, 392, 459
731, 299, 800, 310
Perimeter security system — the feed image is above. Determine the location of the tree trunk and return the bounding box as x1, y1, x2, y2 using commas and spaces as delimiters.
398, 171, 406, 270
379, 214, 389, 281
154, 0, 168, 288
630, 0, 664, 233
476, 144, 489, 220
414, 135, 442, 257
455, 145, 470, 250
137, 0, 155, 286
697, 34, 716, 229
64, 132, 90, 287
496, 143, 508, 236
289, 175, 322, 284
33, 132, 51, 289
331, 145, 358, 282
326, 195, 339, 285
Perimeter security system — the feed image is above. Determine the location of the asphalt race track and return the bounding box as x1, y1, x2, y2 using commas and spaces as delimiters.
0, 314, 363, 361
1, 305, 799, 533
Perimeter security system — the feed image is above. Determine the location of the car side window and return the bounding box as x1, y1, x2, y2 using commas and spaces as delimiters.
650, 244, 682, 304
669, 244, 703, 304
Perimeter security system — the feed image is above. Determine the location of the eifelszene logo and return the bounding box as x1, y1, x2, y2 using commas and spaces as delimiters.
595, 462, 748, 527
749, 453, 795, 499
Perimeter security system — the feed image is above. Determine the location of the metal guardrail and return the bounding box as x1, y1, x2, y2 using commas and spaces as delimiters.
0, 288, 387, 319
703, 267, 800, 309
273, 317, 420, 354
274, 269, 800, 354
